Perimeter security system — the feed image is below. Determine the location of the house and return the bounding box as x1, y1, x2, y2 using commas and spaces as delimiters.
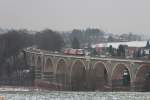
92, 41, 148, 58
143, 41, 150, 59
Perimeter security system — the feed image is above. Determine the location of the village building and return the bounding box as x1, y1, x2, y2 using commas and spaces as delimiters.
92, 41, 149, 59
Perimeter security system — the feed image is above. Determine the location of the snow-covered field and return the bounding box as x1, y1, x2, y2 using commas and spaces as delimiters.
0, 86, 45, 92
0, 91, 150, 100
0, 87, 150, 100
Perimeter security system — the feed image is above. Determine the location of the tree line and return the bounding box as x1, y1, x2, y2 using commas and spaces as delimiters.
0, 28, 143, 67
0, 29, 65, 85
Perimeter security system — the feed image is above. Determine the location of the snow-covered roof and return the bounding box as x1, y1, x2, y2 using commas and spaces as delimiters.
92, 41, 147, 49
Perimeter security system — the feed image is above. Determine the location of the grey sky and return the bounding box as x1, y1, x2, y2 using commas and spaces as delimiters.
0, 0, 150, 34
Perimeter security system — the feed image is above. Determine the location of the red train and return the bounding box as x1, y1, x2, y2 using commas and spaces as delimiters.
64, 48, 85, 56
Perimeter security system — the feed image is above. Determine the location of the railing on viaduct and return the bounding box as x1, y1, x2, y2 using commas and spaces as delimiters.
23, 48, 150, 91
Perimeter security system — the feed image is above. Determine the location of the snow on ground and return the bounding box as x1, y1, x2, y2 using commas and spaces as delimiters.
0, 86, 45, 92
1, 91, 150, 100
92, 41, 147, 49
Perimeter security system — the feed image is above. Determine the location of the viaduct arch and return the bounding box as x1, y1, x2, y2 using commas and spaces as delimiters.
133, 64, 150, 91
91, 61, 109, 90
31, 55, 35, 66
43, 58, 53, 81
35, 56, 42, 79
55, 58, 67, 90
111, 63, 131, 90
70, 60, 86, 91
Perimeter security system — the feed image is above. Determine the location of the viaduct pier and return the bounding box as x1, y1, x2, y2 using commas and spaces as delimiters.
24, 48, 150, 91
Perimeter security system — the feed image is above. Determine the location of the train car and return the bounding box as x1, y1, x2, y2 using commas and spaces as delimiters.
76, 49, 85, 56
64, 48, 69, 54
69, 48, 77, 55
64, 48, 85, 56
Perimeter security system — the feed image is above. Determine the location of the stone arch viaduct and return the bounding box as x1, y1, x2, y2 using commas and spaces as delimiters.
24, 48, 150, 91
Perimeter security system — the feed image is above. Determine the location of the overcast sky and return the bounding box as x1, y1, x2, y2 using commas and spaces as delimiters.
0, 0, 150, 34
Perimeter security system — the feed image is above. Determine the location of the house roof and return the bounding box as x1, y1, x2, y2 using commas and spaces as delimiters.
92, 41, 147, 49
